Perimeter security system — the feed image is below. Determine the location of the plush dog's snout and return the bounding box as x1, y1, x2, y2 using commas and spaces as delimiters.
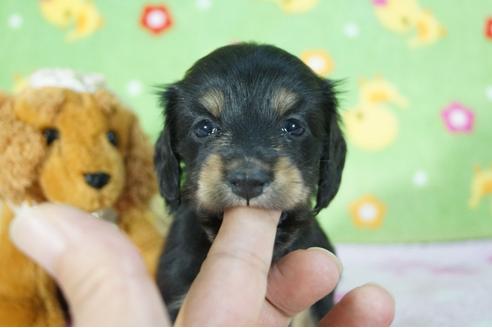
84, 172, 111, 189
227, 168, 271, 200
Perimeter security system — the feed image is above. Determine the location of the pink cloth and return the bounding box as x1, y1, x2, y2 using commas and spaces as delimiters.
336, 240, 492, 326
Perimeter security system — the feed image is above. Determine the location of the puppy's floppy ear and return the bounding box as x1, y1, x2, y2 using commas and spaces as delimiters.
155, 85, 181, 210
314, 80, 347, 214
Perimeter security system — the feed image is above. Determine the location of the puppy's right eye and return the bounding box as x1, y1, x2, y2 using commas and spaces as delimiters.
282, 118, 305, 137
194, 119, 220, 138
43, 128, 59, 145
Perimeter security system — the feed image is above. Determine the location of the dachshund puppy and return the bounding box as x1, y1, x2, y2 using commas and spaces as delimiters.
155, 43, 347, 323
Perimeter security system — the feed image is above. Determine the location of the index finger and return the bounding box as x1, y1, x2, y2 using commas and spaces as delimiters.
175, 207, 281, 326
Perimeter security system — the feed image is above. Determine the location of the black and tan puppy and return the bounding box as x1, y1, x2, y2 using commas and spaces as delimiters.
154, 43, 347, 323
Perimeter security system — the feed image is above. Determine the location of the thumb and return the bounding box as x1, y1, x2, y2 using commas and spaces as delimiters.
9, 203, 168, 326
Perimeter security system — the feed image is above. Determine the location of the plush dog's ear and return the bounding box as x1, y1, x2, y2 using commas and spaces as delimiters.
314, 81, 347, 214
155, 86, 181, 210
118, 115, 158, 210
0, 95, 46, 203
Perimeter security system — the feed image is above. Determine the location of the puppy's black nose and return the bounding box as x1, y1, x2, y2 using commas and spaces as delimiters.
84, 172, 111, 189
228, 169, 271, 201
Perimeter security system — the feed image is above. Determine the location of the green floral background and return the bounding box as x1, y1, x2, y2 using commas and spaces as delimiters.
1, 0, 491, 242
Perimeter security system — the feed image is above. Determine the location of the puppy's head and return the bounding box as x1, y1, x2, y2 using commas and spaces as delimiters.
155, 44, 346, 214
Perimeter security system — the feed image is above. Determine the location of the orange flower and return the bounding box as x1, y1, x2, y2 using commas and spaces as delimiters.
349, 195, 386, 229
300, 50, 334, 76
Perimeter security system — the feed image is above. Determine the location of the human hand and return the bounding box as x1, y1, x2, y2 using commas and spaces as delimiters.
10, 204, 394, 326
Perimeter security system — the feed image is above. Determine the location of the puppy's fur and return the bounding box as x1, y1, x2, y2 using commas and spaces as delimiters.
155, 43, 347, 323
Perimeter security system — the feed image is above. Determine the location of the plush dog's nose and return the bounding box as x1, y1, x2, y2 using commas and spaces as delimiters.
228, 169, 271, 200
84, 172, 111, 189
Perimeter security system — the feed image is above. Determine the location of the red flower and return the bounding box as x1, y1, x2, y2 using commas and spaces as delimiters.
140, 4, 173, 35
485, 18, 492, 39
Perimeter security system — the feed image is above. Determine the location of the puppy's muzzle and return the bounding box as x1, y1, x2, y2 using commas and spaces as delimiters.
227, 166, 272, 201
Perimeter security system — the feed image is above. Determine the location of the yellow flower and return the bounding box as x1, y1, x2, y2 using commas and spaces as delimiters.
349, 195, 386, 229
300, 50, 334, 77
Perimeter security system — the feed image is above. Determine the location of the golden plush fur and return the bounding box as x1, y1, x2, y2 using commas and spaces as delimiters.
0, 87, 166, 325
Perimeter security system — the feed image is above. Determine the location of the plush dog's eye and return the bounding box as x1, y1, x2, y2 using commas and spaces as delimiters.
194, 119, 220, 138
43, 128, 59, 145
282, 119, 305, 137
107, 130, 118, 146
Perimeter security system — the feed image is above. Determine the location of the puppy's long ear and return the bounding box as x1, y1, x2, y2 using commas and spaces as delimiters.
314, 81, 347, 214
155, 86, 181, 210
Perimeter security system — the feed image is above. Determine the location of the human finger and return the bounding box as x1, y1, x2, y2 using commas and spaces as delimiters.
175, 207, 281, 326
10, 203, 168, 326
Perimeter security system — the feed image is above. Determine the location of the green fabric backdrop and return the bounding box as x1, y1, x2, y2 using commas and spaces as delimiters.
1, 0, 491, 242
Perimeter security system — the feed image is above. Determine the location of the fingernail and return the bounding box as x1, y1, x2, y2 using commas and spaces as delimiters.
307, 247, 343, 274
9, 204, 66, 276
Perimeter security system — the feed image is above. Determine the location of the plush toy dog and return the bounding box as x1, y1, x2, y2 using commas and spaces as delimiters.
0, 69, 166, 326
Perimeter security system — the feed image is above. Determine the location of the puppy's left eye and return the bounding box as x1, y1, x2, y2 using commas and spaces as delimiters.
107, 130, 118, 146
194, 119, 220, 138
282, 118, 305, 137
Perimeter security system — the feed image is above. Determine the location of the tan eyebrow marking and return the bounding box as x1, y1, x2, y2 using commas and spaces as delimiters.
199, 88, 224, 117
271, 88, 299, 114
